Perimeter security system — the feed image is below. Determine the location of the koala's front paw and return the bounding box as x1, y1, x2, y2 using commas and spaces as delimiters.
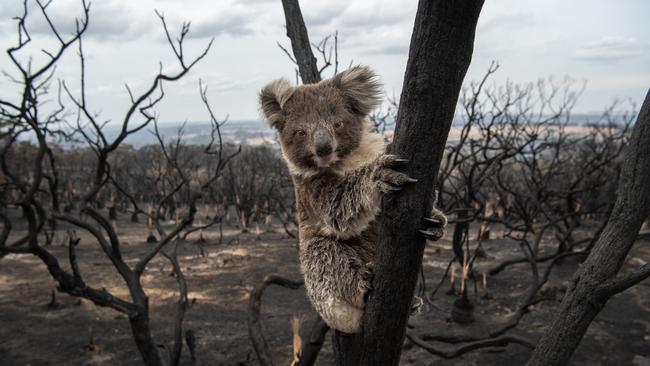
373, 154, 417, 193
420, 208, 447, 241
410, 295, 424, 316
360, 262, 374, 302
361, 261, 374, 283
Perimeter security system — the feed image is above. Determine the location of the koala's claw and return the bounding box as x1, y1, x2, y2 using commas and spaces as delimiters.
421, 211, 447, 241
391, 158, 410, 165
363, 261, 374, 275
410, 295, 424, 316
377, 170, 416, 192
374, 154, 417, 192
377, 154, 409, 167
360, 262, 375, 283
420, 229, 443, 240
424, 217, 443, 225
360, 262, 375, 302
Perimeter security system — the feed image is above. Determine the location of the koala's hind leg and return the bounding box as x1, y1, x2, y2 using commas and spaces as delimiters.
299, 236, 372, 333
323, 298, 364, 334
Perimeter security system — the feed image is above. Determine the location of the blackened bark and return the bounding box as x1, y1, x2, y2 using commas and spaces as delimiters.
526, 90, 650, 366
129, 305, 166, 366
332, 331, 362, 366
281, 0, 320, 84
296, 316, 330, 366
353, 1, 484, 365
452, 208, 470, 264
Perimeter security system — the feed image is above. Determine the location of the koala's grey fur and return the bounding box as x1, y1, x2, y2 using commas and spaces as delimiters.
259, 65, 446, 333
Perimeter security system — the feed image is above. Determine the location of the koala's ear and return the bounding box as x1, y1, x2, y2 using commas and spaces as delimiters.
259, 78, 294, 130
331, 65, 383, 116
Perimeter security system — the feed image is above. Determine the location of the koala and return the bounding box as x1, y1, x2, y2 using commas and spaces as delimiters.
259, 65, 446, 334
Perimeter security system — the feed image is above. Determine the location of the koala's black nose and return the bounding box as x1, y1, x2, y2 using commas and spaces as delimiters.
316, 144, 333, 157
313, 128, 333, 157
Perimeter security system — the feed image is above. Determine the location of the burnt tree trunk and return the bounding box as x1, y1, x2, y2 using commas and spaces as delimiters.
452, 208, 470, 265
526, 90, 650, 366
353, 2, 484, 364
281, 0, 320, 84
129, 308, 166, 366
108, 206, 117, 220
296, 317, 330, 366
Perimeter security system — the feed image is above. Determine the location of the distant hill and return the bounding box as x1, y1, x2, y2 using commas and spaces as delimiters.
29, 113, 624, 148
97, 113, 623, 147
72, 120, 277, 148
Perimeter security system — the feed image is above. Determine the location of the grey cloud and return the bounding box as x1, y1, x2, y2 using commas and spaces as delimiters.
336, 23, 411, 57
86, 4, 156, 41
478, 13, 536, 33
336, 9, 409, 30
574, 37, 649, 61
361, 41, 408, 56
0, 2, 24, 17
297, 3, 414, 57
366, 46, 406, 56
236, 0, 277, 4
190, 12, 255, 38
302, 3, 349, 27
22, 1, 154, 42
304, 2, 413, 41
173, 2, 268, 39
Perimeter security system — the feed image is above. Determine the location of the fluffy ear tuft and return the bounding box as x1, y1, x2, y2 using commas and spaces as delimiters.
259, 78, 295, 130
332, 65, 383, 116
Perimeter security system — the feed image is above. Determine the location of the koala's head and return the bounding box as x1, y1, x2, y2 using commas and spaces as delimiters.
259, 65, 382, 173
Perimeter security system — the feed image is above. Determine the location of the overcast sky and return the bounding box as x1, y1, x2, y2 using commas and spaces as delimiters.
0, 0, 648, 124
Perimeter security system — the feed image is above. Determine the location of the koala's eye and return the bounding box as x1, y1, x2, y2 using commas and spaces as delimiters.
295, 130, 306, 137
334, 122, 343, 129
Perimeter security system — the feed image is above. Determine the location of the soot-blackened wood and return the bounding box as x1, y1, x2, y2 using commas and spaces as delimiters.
351, 1, 484, 365
129, 307, 166, 366
296, 316, 330, 366
452, 208, 470, 265
526, 90, 650, 366
281, 0, 320, 84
